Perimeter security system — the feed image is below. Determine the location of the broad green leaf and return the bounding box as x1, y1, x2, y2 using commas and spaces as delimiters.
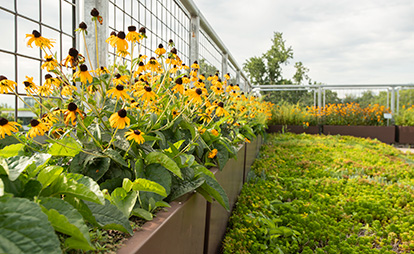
214, 143, 229, 171
122, 178, 133, 192
21, 180, 42, 200
150, 113, 158, 125
132, 178, 167, 197
0, 158, 9, 175
0, 178, 3, 196
104, 148, 128, 167
48, 137, 82, 157
40, 197, 94, 251
0, 197, 61, 254
164, 139, 185, 153
193, 164, 216, 179
141, 135, 161, 142
131, 207, 153, 221
0, 143, 24, 158
66, 173, 105, 204
7, 153, 51, 181
200, 174, 229, 211
85, 200, 133, 234
69, 152, 111, 182
155, 200, 171, 208
135, 158, 145, 179
178, 154, 195, 168
110, 187, 138, 218
196, 186, 213, 203
145, 152, 182, 179
64, 196, 98, 226
38, 166, 64, 189
168, 177, 205, 201
40, 174, 103, 204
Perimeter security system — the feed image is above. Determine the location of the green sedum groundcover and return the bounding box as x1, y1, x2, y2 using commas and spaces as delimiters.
224, 133, 414, 253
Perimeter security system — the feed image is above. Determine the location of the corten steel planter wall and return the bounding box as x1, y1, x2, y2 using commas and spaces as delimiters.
118, 136, 261, 254
267, 125, 319, 135
397, 126, 414, 144
323, 125, 396, 144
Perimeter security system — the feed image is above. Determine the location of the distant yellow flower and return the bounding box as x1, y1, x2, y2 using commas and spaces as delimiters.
211, 129, 219, 136
208, 149, 218, 159
188, 88, 203, 105
146, 57, 160, 72
26, 30, 54, 50
191, 61, 199, 69
96, 66, 109, 75
106, 31, 117, 47
106, 84, 130, 101
115, 31, 128, 51
0, 76, 16, 94
41, 55, 59, 71
198, 126, 206, 135
125, 129, 145, 144
74, 64, 93, 84
126, 26, 143, 43
27, 119, 49, 138
135, 86, 157, 102
224, 73, 230, 80
109, 109, 130, 129
171, 77, 184, 94
62, 48, 84, 69
61, 84, 77, 97
215, 102, 229, 117
245, 138, 250, 143
113, 73, 129, 86
172, 109, 179, 119
23, 76, 38, 93
64, 102, 84, 126
155, 44, 166, 56
0, 118, 20, 138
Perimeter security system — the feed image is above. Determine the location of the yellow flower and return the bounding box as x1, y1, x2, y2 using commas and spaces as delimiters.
41, 113, 58, 129
62, 48, 84, 69
96, 66, 109, 75
191, 61, 199, 69
224, 73, 230, 80
27, 119, 49, 138
245, 138, 250, 143
188, 88, 203, 105
125, 129, 145, 144
135, 86, 157, 102
171, 77, 184, 95
0, 118, 20, 138
64, 102, 84, 126
0, 76, 17, 95
107, 85, 130, 101
113, 73, 129, 86
41, 55, 59, 71
115, 31, 128, 51
155, 44, 166, 56
211, 129, 219, 136
74, 64, 93, 84
109, 109, 130, 129
106, 31, 117, 47
61, 84, 77, 97
26, 30, 55, 50
215, 102, 229, 117
172, 109, 180, 119
126, 26, 143, 43
23, 76, 38, 93
208, 149, 218, 159
146, 57, 160, 72
198, 126, 206, 135
44, 74, 61, 88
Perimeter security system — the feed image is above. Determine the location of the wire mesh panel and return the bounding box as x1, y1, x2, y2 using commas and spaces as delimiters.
0, 0, 76, 124
108, 0, 190, 66
199, 29, 222, 76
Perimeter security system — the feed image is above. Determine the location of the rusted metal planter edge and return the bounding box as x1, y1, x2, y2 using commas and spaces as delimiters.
117, 136, 261, 254
397, 126, 414, 144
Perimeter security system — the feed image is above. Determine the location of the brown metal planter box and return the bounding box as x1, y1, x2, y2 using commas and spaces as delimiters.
397, 126, 414, 144
266, 125, 319, 135
117, 137, 261, 254
323, 125, 396, 144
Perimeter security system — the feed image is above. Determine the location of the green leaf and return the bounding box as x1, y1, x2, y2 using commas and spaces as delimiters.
150, 113, 158, 125
0, 179, 3, 196
39, 197, 94, 251
21, 180, 42, 200
66, 173, 105, 204
196, 186, 213, 203
7, 153, 51, 181
200, 174, 229, 211
48, 137, 82, 157
69, 152, 111, 182
131, 207, 153, 221
132, 178, 168, 197
0, 157, 9, 175
85, 200, 133, 234
155, 200, 171, 208
38, 166, 64, 189
214, 143, 229, 171
122, 178, 133, 192
193, 164, 216, 179
64, 196, 98, 226
164, 139, 185, 153
135, 158, 145, 179
0, 196, 61, 254
179, 120, 196, 140
168, 177, 205, 201
145, 152, 182, 179
0, 143, 24, 158
104, 148, 128, 167
110, 187, 138, 218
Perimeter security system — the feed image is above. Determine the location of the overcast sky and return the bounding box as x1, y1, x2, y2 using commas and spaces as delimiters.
196, 0, 414, 85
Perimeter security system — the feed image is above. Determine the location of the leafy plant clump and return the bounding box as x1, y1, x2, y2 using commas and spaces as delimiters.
0, 8, 272, 253
223, 133, 414, 253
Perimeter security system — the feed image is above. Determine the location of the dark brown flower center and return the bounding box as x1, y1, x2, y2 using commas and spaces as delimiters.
100, 66, 105, 70
169, 39, 174, 44
236, 84, 239, 87
195, 88, 202, 95
79, 22, 87, 30
90, 8, 100, 17
45, 74, 52, 79
230, 84, 234, 87
0, 118, 8, 126
128, 26, 136, 32
158, 44, 164, 49
193, 61, 198, 65
218, 102, 224, 108
32, 30, 41, 38
175, 77, 183, 85
170, 48, 177, 55
110, 31, 117, 36
117, 109, 127, 118
115, 73, 121, 79
133, 130, 141, 135
68, 48, 79, 57
144, 86, 152, 92
139, 27, 146, 34
30, 119, 40, 127
68, 102, 78, 111
23, 81, 31, 87
116, 85, 124, 91
80, 64, 88, 72
131, 100, 136, 103
138, 61, 144, 66
0, 75, 7, 82
117, 31, 126, 40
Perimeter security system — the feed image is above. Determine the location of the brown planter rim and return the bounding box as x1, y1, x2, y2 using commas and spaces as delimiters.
323, 125, 395, 144
266, 124, 320, 134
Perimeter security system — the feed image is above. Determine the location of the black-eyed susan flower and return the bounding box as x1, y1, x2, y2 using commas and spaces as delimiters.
135, 86, 157, 102
74, 64, 93, 84
136, 61, 146, 74
191, 61, 199, 69
0, 118, 20, 138
188, 88, 203, 104
139, 27, 146, 36
40, 113, 58, 129
61, 84, 77, 97
62, 48, 84, 69
125, 129, 145, 144
115, 31, 128, 51
27, 119, 49, 138
172, 109, 179, 119
146, 57, 160, 72
106, 84, 130, 101
78, 22, 87, 31
215, 102, 229, 117
109, 109, 130, 129
211, 129, 219, 137
155, 44, 166, 56
171, 77, 184, 95
43, 74, 61, 88
26, 30, 54, 50
64, 102, 84, 126
224, 73, 230, 80
0, 76, 16, 94
23, 76, 38, 93
106, 31, 117, 47
198, 126, 206, 135
90, 8, 103, 25
126, 26, 142, 43
41, 55, 59, 71
96, 66, 109, 75
113, 73, 129, 86
208, 149, 218, 159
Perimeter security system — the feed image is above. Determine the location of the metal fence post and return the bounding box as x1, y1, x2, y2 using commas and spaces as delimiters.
236, 71, 240, 85
391, 87, 395, 115
189, 15, 200, 67
222, 53, 228, 79
81, 0, 109, 70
